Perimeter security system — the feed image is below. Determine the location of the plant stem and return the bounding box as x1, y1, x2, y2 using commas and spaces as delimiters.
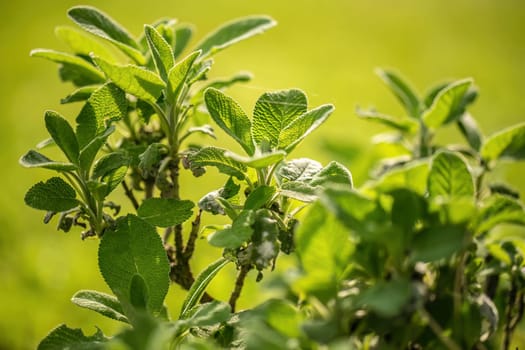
419, 308, 461, 350
229, 265, 251, 312
121, 180, 139, 210
184, 209, 202, 259
503, 278, 518, 350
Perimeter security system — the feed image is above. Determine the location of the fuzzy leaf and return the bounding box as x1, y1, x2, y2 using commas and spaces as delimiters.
145, 24, 174, 82
98, 215, 170, 315
226, 150, 286, 168
412, 225, 466, 262
457, 113, 483, 151
475, 195, 525, 234
68, 6, 145, 64
184, 301, 231, 327
245, 186, 276, 210
138, 198, 194, 227
30, 49, 105, 86
190, 147, 246, 179
92, 152, 129, 179
252, 89, 307, 148
279, 104, 334, 152
93, 56, 165, 105
76, 83, 127, 147
37, 324, 106, 350
277, 158, 322, 183
55, 26, 116, 62
61, 85, 98, 104
371, 160, 429, 196
280, 181, 317, 202
79, 126, 115, 172
25, 177, 79, 212
376, 69, 420, 118
195, 16, 276, 58
208, 210, 255, 248
167, 50, 200, 103
173, 25, 194, 59
20, 150, 77, 171
357, 108, 418, 132
356, 279, 412, 317
71, 290, 128, 323
423, 79, 472, 128
428, 151, 474, 198
310, 161, 353, 187
205, 88, 254, 154
44, 110, 79, 164
481, 122, 525, 163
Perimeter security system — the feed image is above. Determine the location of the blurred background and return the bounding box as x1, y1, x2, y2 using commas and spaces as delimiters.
1, 0, 524, 348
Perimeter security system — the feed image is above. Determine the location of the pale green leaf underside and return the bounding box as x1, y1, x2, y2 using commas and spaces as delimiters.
481, 122, 525, 162
71, 290, 128, 323
376, 69, 420, 119
45, 110, 79, 164
137, 198, 194, 227
357, 108, 418, 133
61, 85, 98, 104
277, 158, 322, 182
226, 150, 286, 168
428, 151, 474, 198
55, 26, 116, 62
37, 324, 106, 350
145, 24, 175, 82
168, 50, 200, 102
25, 177, 79, 212
173, 25, 194, 59
98, 215, 170, 315
20, 150, 77, 171
423, 79, 472, 128
195, 16, 276, 58
190, 146, 246, 179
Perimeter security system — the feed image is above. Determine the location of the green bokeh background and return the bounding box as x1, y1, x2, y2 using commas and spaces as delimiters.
1, 0, 524, 348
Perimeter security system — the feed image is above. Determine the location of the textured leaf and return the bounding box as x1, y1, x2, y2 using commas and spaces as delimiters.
279, 104, 334, 152
376, 69, 420, 118
68, 6, 145, 64
76, 83, 127, 147
356, 279, 412, 317
44, 110, 79, 164
145, 24, 174, 82
371, 160, 429, 196
185, 301, 231, 327
101, 165, 128, 197
71, 290, 128, 323
475, 195, 525, 234
481, 122, 525, 162
277, 158, 322, 183
79, 126, 115, 172
195, 16, 276, 58
423, 79, 472, 128
55, 26, 116, 62
226, 150, 286, 168
310, 161, 353, 187
98, 215, 170, 315
412, 225, 466, 262
205, 88, 254, 154
357, 108, 418, 132
30, 49, 105, 86
208, 210, 255, 248
37, 324, 106, 350
138, 198, 194, 227
25, 177, 79, 212
173, 25, 194, 59
428, 151, 474, 198
93, 56, 165, 105
19, 150, 77, 171
180, 258, 230, 318
280, 181, 317, 202
457, 113, 483, 151
245, 186, 275, 210
190, 147, 246, 179
92, 152, 129, 179
252, 89, 307, 148
61, 85, 98, 104
167, 50, 200, 103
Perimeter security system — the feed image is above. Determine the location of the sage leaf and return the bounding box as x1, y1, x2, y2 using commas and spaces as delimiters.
226, 150, 286, 168
280, 181, 317, 202
37, 324, 106, 350
138, 198, 194, 227
423, 79, 472, 128
71, 290, 128, 323
76, 83, 127, 147
457, 113, 483, 151
356, 279, 411, 317
30, 49, 105, 86
79, 126, 115, 172
173, 25, 194, 59
475, 195, 525, 235
245, 186, 276, 210
68, 6, 145, 64
376, 69, 420, 118
92, 152, 129, 179
44, 110, 79, 164
145, 24, 175, 82
20, 150, 77, 171
55, 26, 116, 62
184, 301, 231, 327
190, 147, 246, 179
93, 56, 165, 105
310, 161, 353, 187
205, 88, 254, 155
208, 210, 255, 248
98, 215, 170, 315
277, 158, 322, 183
357, 108, 418, 133
25, 177, 79, 212
195, 16, 276, 58
481, 122, 525, 163
428, 151, 474, 198
167, 50, 200, 103
370, 160, 429, 196
61, 85, 98, 104
411, 225, 466, 262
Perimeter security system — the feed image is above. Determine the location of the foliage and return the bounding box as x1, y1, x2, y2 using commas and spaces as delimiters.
21, 6, 525, 350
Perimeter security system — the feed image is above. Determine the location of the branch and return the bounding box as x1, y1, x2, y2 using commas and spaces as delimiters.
184, 209, 202, 259
229, 265, 251, 312
419, 308, 461, 350
121, 180, 139, 210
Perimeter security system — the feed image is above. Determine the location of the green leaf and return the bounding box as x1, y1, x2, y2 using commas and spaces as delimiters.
61, 85, 98, 104
457, 113, 483, 151
310, 161, 353, 187
180, 258, 230, 318
173, 25, 194, 59
356, 279, 412, 317
55, 26, 116, 62
412, 225, 466, 262
145, 24, 174, 82
30, 49, 105, 86
167, 50, 200, 103
205, 88, 254, 155
71, 290, 128, 323
279, 104, 335, 152
68, 6, 145, 64
37, 324, 106, 350
245, 186, 276, 210
25, 177, 79, 212
76, 83, 127, 147
375, 69, 420, 118
92, 152, 129, 179
44, 110, 79, 164
280, 181, 317, 202
475, 195, 525, 235
19, 150, 77, 171
252, 89, 308, 148
129, 274, 149, 310
357, 108, 418, 133
190, 146, 246, 179
208, 210, 255, 248
137, 198, 194, 227
277, 158, 322, 183
428, 151, 474, 198
422, 79, 472, 128
100, 165, 128, 197
92, 56, 165, 105
98, 215, 170, 315
370, 160, 429, 196
195, 16, 276, 58
225, 150, 286, 168
79, 126, 115, 172
184, 301, 231, 327
481, 122, 525, 163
